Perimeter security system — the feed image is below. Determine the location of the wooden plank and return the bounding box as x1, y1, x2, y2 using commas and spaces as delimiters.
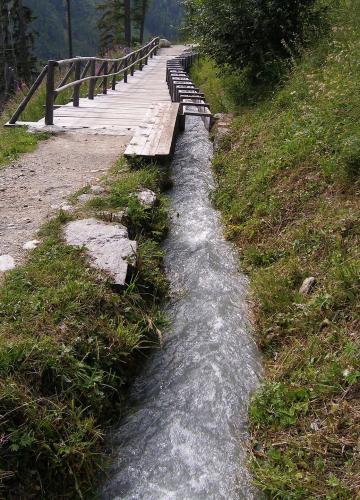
155, 103, 179, 156
124, 101, 178, 159
125, 105, 161, 156
125, 103, 168, 157
139, 104, 169, 156
142, 103, 172, 156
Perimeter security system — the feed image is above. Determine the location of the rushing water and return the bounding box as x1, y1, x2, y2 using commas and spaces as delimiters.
102, 118, 261, 499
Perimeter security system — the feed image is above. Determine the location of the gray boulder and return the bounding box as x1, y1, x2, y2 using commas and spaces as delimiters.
64, 218, 136, 286
159, 39, 172, 48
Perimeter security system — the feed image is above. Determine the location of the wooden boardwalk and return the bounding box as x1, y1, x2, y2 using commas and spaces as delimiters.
29, 46, 186, 156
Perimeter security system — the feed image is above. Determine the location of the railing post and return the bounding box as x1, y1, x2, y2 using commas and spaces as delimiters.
88, 60, 96, 99
73, 59, 81, 106
45, 60, 56, 125
130, 53, 135, 76
112, 62, 118, 90
124, 56, 128, 83
139, 49, 143, 71
103, 61, 108, 94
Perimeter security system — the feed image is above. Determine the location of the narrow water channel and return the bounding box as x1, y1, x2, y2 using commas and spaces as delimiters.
102, 117, 261, 499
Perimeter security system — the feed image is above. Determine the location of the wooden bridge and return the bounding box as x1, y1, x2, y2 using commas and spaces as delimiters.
7, 38, 212, 159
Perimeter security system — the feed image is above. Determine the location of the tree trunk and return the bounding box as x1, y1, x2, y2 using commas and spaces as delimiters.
65, 0, 73, 58
17, 0, 29, 80
139, 0, 147, 45
124, 0, 131, 47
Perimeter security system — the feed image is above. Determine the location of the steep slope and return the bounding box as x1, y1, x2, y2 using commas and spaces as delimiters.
192, 1, 359, 497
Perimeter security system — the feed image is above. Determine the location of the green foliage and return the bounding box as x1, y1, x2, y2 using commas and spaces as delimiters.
250, 383, 311, 428
185, 0, 326, 82
25, 0, 102, 60
194, 0, 360, 496
191, 58, 269, 112
97, 0, 132, 50
145, 0, 183, 40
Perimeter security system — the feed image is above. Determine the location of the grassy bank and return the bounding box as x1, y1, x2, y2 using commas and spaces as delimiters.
0, 158, 169, 497
193, 1, 359, 498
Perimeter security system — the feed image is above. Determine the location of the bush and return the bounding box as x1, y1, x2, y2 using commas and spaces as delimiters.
185, 0, 326, 82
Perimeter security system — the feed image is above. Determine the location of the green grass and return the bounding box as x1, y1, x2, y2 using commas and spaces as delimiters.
0, 82, 51, 169
0, 157, 169, 497
193, 0, 360, 497
0, 127, 46, 167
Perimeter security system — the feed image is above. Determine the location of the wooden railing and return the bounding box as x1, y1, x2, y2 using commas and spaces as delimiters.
8, 37, 160, 126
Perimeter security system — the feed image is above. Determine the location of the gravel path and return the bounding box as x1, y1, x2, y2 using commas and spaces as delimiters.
0, 132, 129, 277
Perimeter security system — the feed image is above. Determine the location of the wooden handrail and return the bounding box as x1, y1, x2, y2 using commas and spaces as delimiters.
7, 37, 160, 126
55, 43, 158, 95
7, 66, 48, 125
54, 37, 159, 66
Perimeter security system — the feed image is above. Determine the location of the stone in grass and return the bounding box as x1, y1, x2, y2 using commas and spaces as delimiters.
0, 255, 15, 272
90, 185, 105, 195
50, 203, 73, 212
99, 209, 128, 224
77, 193, 95, 203
135, 188, 157, 207
64, 218, 136, 287
60, 204, 74, 212
214, 127, 231, 152
23, 240, 40, 250
299, 277, 316, 295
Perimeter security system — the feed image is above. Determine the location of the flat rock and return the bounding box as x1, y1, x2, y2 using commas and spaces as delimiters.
64, 218, 136, 286
135, 188, 157, 207
0, 255, 15, 272
299, 276, 316, 295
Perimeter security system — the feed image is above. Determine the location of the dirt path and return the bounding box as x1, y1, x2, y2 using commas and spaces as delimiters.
0, 132, 129, 276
